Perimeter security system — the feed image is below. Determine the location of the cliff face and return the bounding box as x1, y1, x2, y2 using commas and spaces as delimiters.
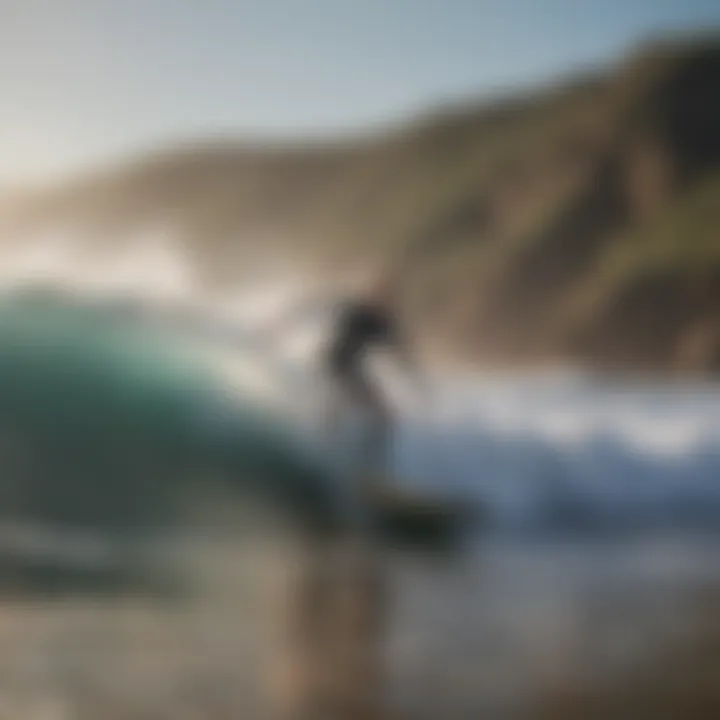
1, 35, 719, 373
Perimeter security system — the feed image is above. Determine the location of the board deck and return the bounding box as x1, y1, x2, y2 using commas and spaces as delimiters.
363, 480, 476, 549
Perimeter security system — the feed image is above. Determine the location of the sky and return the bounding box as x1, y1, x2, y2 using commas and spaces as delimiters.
1, 0, 718, 184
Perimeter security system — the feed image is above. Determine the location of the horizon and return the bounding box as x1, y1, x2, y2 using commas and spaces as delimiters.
1, 0, 719, 186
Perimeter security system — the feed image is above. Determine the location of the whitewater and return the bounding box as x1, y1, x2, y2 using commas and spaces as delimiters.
1, 226, 720, 536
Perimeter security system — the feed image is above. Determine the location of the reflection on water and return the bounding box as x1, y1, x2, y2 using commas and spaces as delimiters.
2, 532, 719, 718
386, 535, 720, 717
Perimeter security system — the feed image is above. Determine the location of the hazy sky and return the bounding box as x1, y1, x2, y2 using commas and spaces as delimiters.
1, 0, 718, 183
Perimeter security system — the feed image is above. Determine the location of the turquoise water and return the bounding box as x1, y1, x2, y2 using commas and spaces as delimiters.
0, 292, 338, 536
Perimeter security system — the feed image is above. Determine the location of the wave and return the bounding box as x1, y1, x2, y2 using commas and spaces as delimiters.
389, 372, 720, 533
1, 226, 720, 536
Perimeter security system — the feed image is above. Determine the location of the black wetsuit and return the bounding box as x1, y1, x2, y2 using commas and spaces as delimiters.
324, 301, 400, 404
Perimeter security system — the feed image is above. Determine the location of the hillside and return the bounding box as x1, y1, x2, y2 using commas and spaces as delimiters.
1, 34, 719, 372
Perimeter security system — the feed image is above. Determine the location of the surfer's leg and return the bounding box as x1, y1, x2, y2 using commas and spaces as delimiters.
324, 370, 358, 471
323, 374, 341, 442
315, 372, 391, 716
321, 370, 365, 530
349, 370, 393, 475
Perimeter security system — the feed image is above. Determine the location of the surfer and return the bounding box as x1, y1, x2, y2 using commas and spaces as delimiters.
258, 268, 422, 469
322, 270, 419, 467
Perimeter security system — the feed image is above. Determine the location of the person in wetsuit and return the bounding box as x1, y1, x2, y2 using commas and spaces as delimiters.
255, 269, 419, 464
322, 273, 417, 466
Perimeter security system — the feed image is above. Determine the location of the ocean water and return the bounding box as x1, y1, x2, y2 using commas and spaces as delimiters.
258, 310, 720, 537
3, 236, 718, 539
266, 312, 720, 715
391, 370, 720, 534
1, 250, 720, 715
4, 278, 720, 544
